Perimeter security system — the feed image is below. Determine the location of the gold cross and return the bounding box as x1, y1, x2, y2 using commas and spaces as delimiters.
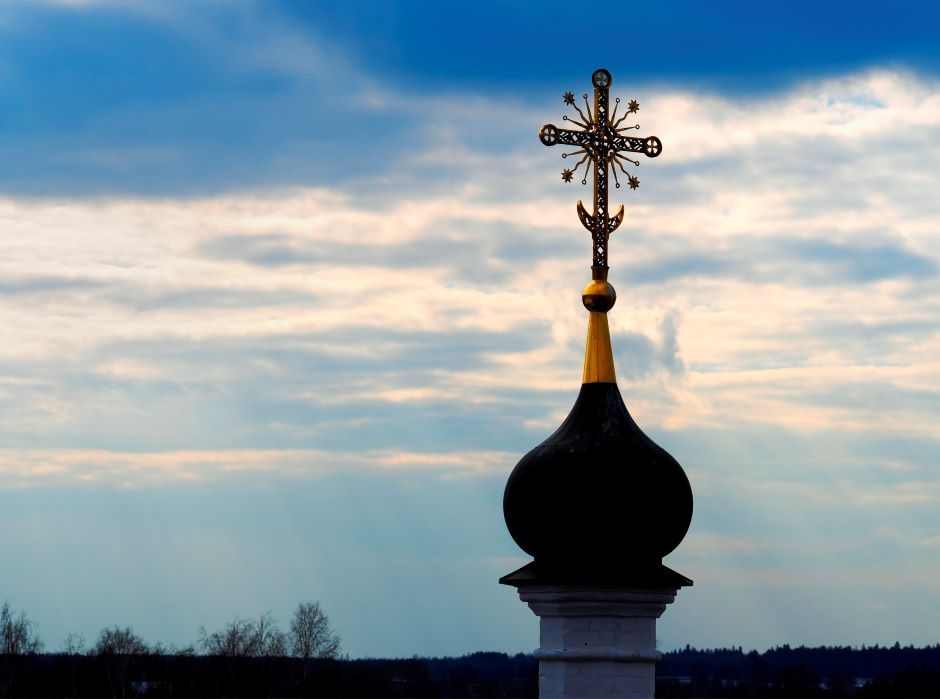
539, 68, 662, 270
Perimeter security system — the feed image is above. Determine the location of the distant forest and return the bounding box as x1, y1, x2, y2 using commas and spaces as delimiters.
2, 603, 939, 697
1, 644, 939, 697
657, 644, 940, 697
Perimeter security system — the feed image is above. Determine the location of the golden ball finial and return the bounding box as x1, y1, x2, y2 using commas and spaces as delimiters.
582, 279, 616, 312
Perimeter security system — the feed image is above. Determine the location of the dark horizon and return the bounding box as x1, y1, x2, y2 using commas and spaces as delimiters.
3, 643, 939, 698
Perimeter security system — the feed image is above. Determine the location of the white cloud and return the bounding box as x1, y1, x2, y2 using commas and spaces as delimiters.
0, 447, 517, 489
2, 70, 939, 455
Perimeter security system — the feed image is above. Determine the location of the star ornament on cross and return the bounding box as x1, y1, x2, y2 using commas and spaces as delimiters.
539, 68, 662, 269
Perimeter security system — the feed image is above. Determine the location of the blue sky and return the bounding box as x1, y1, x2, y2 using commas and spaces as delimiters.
1, 0, 939, 657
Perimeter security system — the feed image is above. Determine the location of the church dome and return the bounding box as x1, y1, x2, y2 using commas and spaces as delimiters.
503, 380, 692, 578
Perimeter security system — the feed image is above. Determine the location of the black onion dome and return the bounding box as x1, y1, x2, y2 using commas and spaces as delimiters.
503, 382, 692, 581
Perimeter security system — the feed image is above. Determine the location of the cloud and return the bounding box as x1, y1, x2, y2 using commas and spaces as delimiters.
0, 0, 385, 195
0, 275, 104, 295
0, 447, 517, 489
619, 235, 935, 287
875, 525, 940, 548
2, 69, 939, 451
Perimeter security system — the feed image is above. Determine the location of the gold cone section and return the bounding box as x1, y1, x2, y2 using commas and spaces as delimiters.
582, 311, 616, 383
581, 268, 617, 384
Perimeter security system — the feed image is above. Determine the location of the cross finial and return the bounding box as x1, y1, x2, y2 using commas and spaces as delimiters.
540, 68, 662, 271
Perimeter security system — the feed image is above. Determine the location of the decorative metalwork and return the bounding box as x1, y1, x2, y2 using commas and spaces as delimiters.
540, 68, 662, 268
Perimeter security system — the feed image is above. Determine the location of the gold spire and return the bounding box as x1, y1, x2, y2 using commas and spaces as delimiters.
581, 267, 617, 384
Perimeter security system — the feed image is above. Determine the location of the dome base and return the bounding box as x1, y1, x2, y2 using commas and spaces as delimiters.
499, 560, 692, 589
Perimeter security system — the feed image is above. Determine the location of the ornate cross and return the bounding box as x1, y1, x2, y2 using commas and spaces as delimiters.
539, 68, 662, 269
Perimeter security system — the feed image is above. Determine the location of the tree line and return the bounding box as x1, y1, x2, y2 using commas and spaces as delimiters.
1, 600, 339, 660
657, 644, 940, 697
1, 599, 343, 697
3, 600, 939, 697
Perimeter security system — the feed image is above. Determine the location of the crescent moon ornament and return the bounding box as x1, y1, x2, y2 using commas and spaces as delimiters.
576, 200, 594, 231
609, 205, 624, 234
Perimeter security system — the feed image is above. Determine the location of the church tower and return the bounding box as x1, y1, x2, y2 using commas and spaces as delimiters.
501, 68, 693, 699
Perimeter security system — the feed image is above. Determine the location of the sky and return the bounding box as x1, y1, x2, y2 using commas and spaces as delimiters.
1, 0, 939, 658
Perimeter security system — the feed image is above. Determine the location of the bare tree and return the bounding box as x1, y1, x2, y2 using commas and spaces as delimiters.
0, 601, 43, 654
198, 612, 286, 657
94, 626, 149, 655
254, 611, 287, 657
199, 616, 256, 657
288, 601, 340, 660
59, 632, 86, 655
93, 626, 149, 699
